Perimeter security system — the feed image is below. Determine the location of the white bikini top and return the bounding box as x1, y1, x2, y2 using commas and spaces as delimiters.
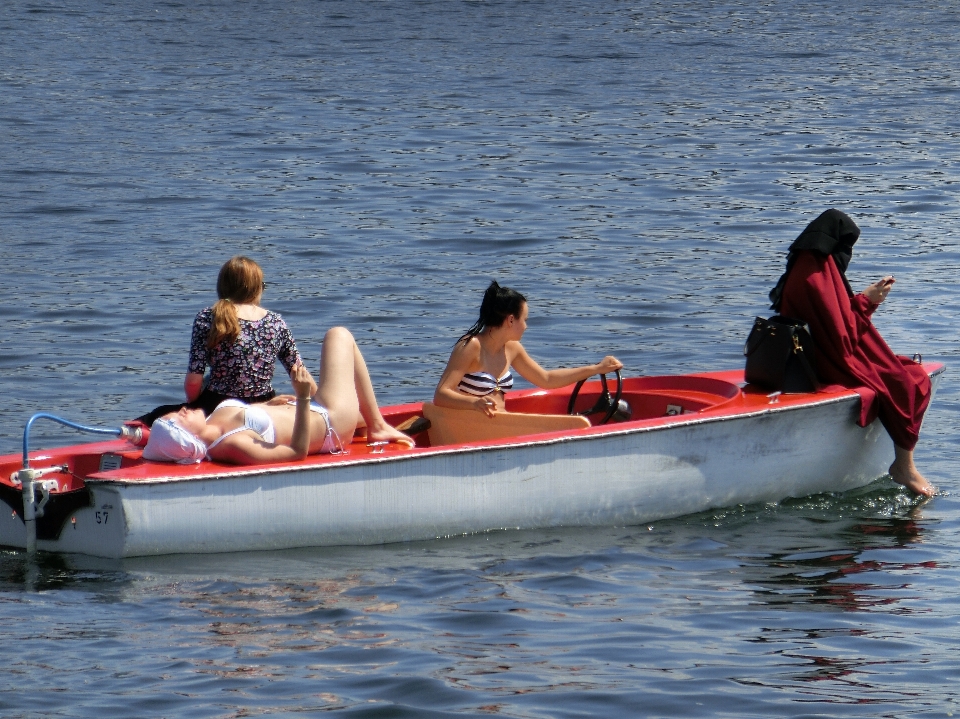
206, 399, 276, 451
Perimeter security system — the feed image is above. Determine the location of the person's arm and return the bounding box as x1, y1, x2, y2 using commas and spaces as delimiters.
212, 432, 307, 465
434, 339, 498, 417
288, 364, 317, 457
786, 253, 870, 358
186, 310, 210, 401
274, 315, 304, 378
184, 372, 204, 402
509, 342, 623, 389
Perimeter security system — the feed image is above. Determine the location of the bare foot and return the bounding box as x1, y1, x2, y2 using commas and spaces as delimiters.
368, 422, 416, 448
889, 459, 935, 497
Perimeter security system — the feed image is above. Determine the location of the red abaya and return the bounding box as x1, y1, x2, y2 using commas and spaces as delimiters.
779, 251, 930, 451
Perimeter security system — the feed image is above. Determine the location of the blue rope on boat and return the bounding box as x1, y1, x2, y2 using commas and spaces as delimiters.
22, 413, 122, 467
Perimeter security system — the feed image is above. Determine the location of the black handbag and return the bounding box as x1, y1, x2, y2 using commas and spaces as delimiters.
743, 316, 821, 393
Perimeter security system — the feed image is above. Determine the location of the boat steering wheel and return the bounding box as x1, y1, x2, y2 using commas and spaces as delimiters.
566, 370, 625, 425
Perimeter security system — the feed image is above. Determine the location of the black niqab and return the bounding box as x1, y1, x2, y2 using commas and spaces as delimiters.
769, 209, 861, 311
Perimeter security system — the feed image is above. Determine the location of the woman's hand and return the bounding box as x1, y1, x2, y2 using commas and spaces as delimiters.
434, 336, 502, 414
475, 395, 497, 418
595, 356, 623, 374
290, 364, 318, 400
863, 276, 895, 305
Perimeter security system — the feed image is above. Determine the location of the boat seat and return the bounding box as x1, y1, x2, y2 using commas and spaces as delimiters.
421, 402, 591, 446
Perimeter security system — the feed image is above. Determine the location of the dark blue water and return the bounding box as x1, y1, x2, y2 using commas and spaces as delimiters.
2, 1, 959, 716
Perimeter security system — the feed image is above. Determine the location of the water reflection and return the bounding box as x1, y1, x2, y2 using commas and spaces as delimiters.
696, 496, 939, 612
749, 543, 929, 612
0, 548, 133, 595
645, 495, 949, 705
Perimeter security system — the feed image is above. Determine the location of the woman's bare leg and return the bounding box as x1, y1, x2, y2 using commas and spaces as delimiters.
889, 444, 934, 496
315, 327, 413, 446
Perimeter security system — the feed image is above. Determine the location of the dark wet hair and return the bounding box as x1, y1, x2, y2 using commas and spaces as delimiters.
458, 281, 526, 344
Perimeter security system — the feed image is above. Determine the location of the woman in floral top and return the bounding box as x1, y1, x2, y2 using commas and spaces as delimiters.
137, 256, 302, 425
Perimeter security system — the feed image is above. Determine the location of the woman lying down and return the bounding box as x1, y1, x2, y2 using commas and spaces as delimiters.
143, 327, 413, 465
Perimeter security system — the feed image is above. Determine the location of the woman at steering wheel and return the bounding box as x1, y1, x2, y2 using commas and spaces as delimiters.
434, 281, 622, 417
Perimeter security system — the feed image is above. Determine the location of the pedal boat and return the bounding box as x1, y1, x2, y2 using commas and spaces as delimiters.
0, 364, 945, 558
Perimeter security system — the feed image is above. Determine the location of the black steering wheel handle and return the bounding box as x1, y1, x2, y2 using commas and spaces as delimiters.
566, 369, 625, 425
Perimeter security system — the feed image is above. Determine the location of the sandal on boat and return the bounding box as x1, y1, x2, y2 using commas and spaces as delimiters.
395, 416, 431, 436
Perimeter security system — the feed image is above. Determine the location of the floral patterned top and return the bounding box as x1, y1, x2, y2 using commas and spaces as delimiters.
188, 308, 302, 398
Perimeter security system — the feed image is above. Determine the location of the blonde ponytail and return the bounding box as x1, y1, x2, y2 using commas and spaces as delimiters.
207, 298, 240, 349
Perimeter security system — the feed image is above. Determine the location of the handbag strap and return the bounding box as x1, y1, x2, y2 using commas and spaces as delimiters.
790, 333, 821, 391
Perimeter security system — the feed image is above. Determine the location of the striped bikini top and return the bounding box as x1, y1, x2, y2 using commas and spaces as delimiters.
458, 370, 514, 396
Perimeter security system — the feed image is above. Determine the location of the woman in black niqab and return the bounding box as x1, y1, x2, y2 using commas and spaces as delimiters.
769, 208, 861, 311
769, 208, 934, 497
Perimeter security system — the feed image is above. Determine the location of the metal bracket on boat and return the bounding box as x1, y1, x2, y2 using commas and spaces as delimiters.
14, 467, 66, 555
10, 465, 68, 487
367, 441, 388, 454
766, 391, 782, 404
33, 479, 60, 519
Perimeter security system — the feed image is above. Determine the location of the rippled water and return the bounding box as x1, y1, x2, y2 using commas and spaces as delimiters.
2, 0, 959, 716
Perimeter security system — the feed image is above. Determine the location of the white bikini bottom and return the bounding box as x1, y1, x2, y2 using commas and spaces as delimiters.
288, 400, 345, 455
